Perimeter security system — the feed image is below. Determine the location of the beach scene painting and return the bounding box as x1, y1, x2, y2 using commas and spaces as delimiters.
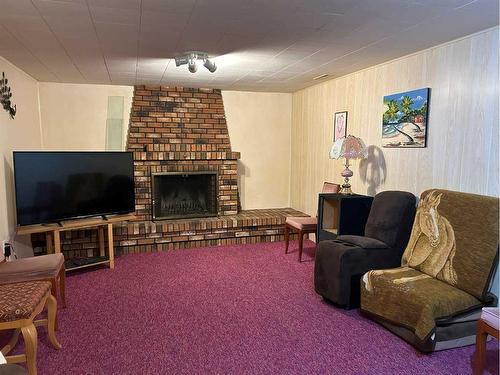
382, 88, 429, 148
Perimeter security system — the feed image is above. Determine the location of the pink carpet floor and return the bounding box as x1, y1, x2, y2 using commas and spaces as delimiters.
24, 241, 500, 374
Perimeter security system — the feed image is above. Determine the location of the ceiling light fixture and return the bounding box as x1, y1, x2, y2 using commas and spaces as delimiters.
203, 59, 217, 73
188, 54, 198, 73
175, 52, 217, 73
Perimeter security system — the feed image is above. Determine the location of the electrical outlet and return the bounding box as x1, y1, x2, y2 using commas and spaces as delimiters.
2, 240, 12, 260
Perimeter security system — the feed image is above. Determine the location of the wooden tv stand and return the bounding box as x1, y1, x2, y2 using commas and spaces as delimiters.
16, 214, 136, 271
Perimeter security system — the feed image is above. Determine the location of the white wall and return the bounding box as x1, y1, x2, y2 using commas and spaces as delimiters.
0, 56, 43, 258
38, 83, 133, 151
223, 91, 292, 209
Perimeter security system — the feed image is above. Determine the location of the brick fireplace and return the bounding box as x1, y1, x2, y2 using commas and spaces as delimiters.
127, 86, 240, 219
33, 86, 305, 257
151, 171, 218, 220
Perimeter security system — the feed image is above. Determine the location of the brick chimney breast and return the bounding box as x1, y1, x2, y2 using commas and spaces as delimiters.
127, 86, 240, 220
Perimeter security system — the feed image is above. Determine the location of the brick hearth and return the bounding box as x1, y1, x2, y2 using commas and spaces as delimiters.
32, 208, 304, 258
32, 86, 304, 257
115, 208, 304, 254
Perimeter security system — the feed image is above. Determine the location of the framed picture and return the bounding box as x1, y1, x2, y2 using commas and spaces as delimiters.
382, 88, 430, 148
334, 111, 348, 141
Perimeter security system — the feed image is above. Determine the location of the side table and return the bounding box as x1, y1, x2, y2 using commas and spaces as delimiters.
316, 193, 373, 242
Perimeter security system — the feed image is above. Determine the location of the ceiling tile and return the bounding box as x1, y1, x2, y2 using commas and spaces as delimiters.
86, 0, 140, 10
89, 6, 140, 26
0, 0, 38, 18
140, 10, 191, 33
142, 0, 196, 13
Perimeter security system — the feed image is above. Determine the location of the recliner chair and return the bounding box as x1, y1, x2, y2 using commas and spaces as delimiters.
314, 190, 416, 308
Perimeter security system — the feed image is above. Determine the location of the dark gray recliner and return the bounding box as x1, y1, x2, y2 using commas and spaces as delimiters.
314, 190, 416, 308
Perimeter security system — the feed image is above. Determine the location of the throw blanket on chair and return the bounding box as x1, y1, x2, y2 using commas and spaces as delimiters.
361, 189, 499, 341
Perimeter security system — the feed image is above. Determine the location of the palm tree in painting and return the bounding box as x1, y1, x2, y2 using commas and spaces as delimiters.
401, 96, 413, 114
385, 100, 399, 122
417, 101, 428, 117
383, 99, 414, 144
400, 95, 422, 131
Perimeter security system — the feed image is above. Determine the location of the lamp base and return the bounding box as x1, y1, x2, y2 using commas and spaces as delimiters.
340, 161, 354, 194
339, 183, 353, 194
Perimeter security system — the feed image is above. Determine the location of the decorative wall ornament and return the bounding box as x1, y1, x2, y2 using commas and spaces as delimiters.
0, 72, 16, 119
382, 88, 429, 148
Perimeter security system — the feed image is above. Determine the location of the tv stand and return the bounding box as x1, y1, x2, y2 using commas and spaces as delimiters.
41, 222, 63, 227
16, 214, 136, 270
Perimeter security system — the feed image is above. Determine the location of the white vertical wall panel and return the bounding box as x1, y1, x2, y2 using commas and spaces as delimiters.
291, 28, 499, 216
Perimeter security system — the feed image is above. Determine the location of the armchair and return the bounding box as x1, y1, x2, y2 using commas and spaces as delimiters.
360, 189, 499, 352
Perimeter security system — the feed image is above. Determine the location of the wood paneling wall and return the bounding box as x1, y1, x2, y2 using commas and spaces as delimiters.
291, 28, 499, 216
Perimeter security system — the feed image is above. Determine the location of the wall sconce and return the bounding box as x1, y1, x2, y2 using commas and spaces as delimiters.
0, 72, 16, 119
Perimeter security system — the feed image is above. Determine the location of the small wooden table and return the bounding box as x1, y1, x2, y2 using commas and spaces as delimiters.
16, 214, 136, 270
474, 308, 499, 375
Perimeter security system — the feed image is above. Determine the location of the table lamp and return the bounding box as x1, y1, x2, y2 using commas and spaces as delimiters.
329, 135, 367, 194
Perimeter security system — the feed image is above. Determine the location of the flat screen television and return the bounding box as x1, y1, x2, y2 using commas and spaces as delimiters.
14, 151, 135, 226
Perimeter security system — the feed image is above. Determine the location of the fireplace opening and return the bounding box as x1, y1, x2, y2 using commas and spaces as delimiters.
151, 172, 217, 220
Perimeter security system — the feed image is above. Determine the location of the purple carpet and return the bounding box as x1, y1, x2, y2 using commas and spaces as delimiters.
27, 241, 499, 374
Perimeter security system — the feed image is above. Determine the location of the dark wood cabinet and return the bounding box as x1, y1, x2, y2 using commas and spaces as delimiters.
316, 193, 373, 242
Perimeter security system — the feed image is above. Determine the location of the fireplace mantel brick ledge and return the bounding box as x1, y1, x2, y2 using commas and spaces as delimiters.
32, 86, 305, 256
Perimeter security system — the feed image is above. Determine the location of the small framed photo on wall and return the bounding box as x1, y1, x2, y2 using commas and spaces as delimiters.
334, 111, 348, 141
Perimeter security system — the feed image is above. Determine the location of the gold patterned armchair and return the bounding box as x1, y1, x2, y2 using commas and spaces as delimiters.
360, 189, 499, 352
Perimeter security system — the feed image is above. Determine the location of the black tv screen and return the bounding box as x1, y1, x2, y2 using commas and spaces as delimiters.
14, 151, 135, 226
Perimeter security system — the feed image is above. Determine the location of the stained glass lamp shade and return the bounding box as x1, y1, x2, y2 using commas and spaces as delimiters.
329, 135, 368, 194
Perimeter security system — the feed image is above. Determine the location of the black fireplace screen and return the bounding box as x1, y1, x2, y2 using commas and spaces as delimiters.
151, 172, 217, 220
